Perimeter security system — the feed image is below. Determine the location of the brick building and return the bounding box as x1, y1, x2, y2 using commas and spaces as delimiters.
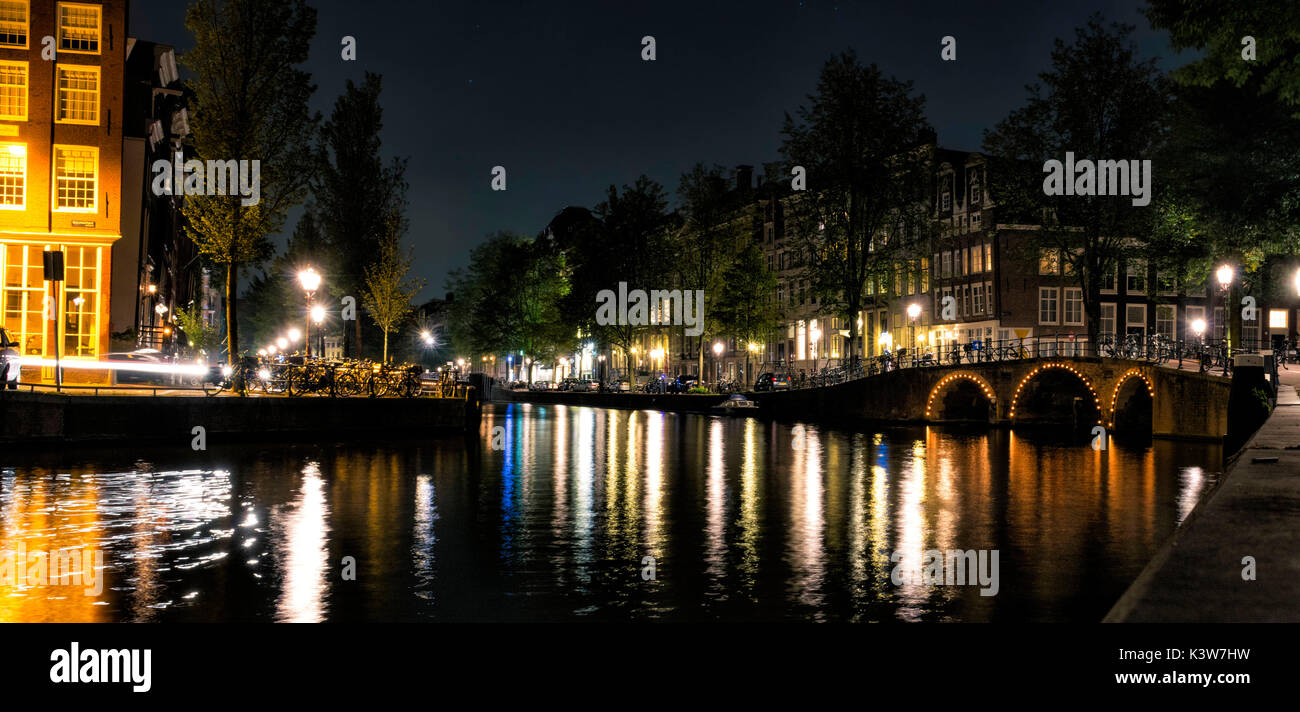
0, 0, 127, 383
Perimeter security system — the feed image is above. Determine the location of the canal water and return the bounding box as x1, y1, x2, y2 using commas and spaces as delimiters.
0, 402, 1221, 622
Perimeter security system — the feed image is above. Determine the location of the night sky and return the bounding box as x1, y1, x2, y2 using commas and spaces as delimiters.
127, 0, 1188, 298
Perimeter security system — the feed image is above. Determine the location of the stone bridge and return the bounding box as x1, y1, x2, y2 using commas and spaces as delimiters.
750, 356, 1232, 439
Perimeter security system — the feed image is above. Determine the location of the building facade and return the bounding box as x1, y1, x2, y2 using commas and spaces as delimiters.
0, 0, 126, 382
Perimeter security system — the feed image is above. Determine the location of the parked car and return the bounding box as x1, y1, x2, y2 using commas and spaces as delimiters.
668, 374, 700, 393
529, 380, 552, 391
557, 378, 581, 392
612, 380, 631, 392
754, 372, 792, 392
0, 327, 19, 389
570, 379, 592, 393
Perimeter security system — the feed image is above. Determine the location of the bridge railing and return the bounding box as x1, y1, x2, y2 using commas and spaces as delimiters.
789, 333, 1270, 390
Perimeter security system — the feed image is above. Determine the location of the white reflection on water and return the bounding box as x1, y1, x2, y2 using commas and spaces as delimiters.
789, 424, 825, 612
705, 418, 726, 591
273, 462, 329, 623
412, 474, 437, 598
1177, 466, 1204, 524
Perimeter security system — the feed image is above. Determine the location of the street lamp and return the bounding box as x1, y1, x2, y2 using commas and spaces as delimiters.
1192, 318, 1207, 372
298, 267, 321, 358
1216, 264, 1234, 355
288, 327, 301, 344
712, 341, 724, 385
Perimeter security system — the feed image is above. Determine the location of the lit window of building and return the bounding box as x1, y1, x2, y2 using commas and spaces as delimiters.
0, 1, 27, 48
1038, 248, 1060, 275
0, 142, 24, 208
2, 244, 47, 356
58, 2, 99, 53
53, 145, 98, 212
0, 60, 26, 120
62, 245, 99, 356
55, 65, 98, 124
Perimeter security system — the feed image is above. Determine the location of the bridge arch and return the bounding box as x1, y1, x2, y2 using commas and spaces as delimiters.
1107, 368, 1155, 430
1008, 362, 1103, 425
925, 372, 997, 421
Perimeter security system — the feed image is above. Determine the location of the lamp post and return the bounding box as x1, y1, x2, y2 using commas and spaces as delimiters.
298, 268, 321, 358
712, 341, 724, 387
1216, 264, 1233, 356
1191, 318, 1207, 373
311, 305, 326, 357
907, 303, 921, 366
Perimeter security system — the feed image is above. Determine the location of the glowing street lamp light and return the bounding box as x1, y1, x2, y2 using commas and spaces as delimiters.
298, 268, 321, 293
1216, 264, 1233, 288
310, 305, 325, 324
276, 337, 288, 351
288, 328, 302, 343
1191, 318, 1206, 338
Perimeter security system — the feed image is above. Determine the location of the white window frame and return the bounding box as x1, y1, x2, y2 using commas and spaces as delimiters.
1155, 304, 1175, 339
1063, 287, 1084, 326
1038, 287, 1059, 325
1126, 303, 1147, 336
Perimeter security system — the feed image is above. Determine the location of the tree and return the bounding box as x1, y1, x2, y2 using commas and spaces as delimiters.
713, 241, 782, 383
983, 16, 1169, 344
361, 213, 425, 362
181, 0, 319, 365
173, 302, 220, 360
556, 178, 672, 377
445, 233, 570, 381
240, 210, 339, 350
780, 51, 933, 367
674, 163, 743, 379
314, 73, 408, 358
1146, 0, 1300, 113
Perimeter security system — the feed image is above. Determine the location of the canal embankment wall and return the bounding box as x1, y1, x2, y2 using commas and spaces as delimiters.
494, 389, 730, 414
0, 391, 472, 447
1105, 381, 1300, 622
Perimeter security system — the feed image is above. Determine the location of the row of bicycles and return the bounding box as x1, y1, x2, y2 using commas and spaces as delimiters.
203, 356, 438, 398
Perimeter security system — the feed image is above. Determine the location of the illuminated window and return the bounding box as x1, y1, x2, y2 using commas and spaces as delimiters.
55, 65, 98, 124
1038, 248, 1060, 275
1269, 309, 1288, 330
57, 2, 99, 53
0, 60, 24, 120
2, 244, 48, 356
62, 245, 98, 356
53, 145, 97, 212
0, 1, 27, 48
0, 142, 24, 208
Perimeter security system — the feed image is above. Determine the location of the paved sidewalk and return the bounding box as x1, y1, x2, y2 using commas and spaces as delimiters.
1106, 370, 1300, 622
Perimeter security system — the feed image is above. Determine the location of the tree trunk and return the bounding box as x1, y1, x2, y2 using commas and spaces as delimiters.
382, 329, 389, 363
225, 260, 238, 366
